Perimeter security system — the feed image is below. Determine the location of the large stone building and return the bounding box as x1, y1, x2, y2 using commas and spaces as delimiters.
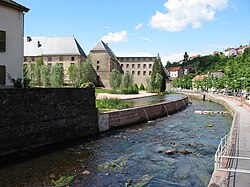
88, 40, 122, 87
24, 36, 87, 82
117, 52, 156, 87
0, 0, 29, 86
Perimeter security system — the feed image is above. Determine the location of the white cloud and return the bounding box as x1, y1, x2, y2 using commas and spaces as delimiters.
150, 0, 228, 32
135, 23, 143, 30
98, 24, 111, 29
138, 36, 154, 43
102, 30, 128, 43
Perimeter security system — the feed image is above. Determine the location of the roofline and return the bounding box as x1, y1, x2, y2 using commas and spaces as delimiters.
0, 1, 29, 12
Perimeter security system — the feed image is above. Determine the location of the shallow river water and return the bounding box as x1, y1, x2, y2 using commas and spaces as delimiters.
0, 99, 232, 187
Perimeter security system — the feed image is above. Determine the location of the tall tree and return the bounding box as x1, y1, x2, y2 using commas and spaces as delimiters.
183, 51, 189, 67
34, 58, 44, 87
149, 54, 167, 92
41, 64, 50, 87
50, 63, 64, 88
110, 69, 122, 90
121, 72, 133, 91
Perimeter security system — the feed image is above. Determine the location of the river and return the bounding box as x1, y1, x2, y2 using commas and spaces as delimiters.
0, 98, 232, 187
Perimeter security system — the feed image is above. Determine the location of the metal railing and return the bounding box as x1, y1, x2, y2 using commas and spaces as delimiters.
214, 112, 250, 174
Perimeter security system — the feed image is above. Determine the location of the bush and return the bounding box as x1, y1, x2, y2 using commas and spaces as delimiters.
139, 83, 145, 90
96, 98, 130, 109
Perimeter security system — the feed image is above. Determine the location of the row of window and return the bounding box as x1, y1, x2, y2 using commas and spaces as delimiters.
131, 71, 152, 76
24, 56, 77, 62
118, 57, 154, 62
121, 64, 152, 69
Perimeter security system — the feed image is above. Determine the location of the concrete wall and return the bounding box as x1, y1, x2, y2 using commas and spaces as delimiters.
0, 88, 98, 156
0, 5, 24, 86
99, 96, 188, 131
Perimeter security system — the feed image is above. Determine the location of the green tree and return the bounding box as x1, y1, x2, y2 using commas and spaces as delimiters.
80, 60, 96, 84
67, 63, 78, 87
50, 63, 64, 88
41, 65, 50, 87
110, 69, 122, 90
121, 72, 133, 91
34, 58, 44, 87
183, 52, 189, 67
149, 54, 167, 92
155, 73, 163, 92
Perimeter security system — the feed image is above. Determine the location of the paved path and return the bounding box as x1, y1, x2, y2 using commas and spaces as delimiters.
209, 94, 250, 187
96, 91, 157, 100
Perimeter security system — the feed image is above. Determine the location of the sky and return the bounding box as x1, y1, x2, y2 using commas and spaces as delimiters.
17, 0, 250, 64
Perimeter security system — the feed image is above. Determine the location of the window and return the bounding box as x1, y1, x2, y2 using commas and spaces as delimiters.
149, 71, 152, 75
97, 66, 99, 71
143, 71, 146, 76
137, 71, 140, 75
71, 57, 75, 61
126, 64, 129, 68
48, 57, 52, 62
0, 30, 6, 52
137, 64, 141, 68
59, 56, 63, 61
149, 64, 152, 68
146, 58, 149, 61
132, 71, 135, 75
132, 64, 135, 68
97, 61, 100, 64
143, 64, 146, 68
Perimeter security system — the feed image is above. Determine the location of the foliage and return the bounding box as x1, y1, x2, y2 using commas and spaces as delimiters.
139, 83, 145, 90
52, 176, 74, 187
34, 58, 44, 87
110, 69, 122, 90
121, 72, 133, 91
67, 63, 78, 87
96, 98, 130, 109
148, 54, 167, 92
95, 88, 112, 93
50, 63, 64, 88
41, 65, 50, 87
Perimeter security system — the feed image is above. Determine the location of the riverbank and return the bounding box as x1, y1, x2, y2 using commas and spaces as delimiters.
180, 91, 250, 187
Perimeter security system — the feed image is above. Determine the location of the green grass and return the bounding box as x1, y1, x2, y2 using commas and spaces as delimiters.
96, 98, 130, 109
95, 88, 112, 93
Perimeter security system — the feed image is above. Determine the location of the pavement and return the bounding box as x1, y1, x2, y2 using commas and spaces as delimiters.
208, 94, 250, 187
96, 90, 158, 100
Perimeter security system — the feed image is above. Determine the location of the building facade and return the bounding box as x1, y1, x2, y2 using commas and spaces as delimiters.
117, 53, 156, 87
88, 40, 122, 88
24, 36, 87, 83
0, 0, 29, 86
167, 66, 184, 79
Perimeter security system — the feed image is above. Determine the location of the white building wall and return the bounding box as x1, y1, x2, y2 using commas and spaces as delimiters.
0, 5, 24, 86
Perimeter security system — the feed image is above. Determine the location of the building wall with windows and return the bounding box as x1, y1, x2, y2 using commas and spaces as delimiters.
24, 36, 87, 83
117, 54, 156, 87
0, 1, 29, 86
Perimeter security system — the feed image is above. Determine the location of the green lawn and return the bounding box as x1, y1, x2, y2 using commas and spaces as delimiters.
95, 88, 112, 93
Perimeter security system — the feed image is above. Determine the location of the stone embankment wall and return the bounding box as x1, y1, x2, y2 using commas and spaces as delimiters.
0, 88, 98, 156
99, 96, 188, 131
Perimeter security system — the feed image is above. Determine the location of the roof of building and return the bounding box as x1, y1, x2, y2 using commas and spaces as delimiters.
0, 0, 29, 12
167, 66, 182, 71
192, 74, 208, 81
116, 52, 156, 58
24, 36, 87, 57
91, 40, 118, 61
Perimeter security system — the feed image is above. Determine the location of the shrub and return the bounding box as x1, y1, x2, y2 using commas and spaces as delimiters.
139, 83, 145, 90
96, 98, 130, 109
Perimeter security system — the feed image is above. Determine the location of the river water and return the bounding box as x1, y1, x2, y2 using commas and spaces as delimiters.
0, 99, 232, 187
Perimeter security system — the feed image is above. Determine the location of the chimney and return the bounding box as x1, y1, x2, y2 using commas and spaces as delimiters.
27, 36, 32, 42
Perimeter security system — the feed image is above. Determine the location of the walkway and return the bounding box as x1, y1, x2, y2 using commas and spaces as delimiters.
96, 91, 157, 100
209, 94, 250, 187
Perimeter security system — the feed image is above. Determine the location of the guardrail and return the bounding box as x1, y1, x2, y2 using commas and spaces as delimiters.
214, 112, 250, 174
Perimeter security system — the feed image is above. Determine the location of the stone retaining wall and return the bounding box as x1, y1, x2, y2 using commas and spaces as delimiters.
98, 96, 188, 131
0, 88, 98, 156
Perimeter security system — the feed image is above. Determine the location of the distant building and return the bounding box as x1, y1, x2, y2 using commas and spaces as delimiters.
0, 0, 29, 86
24, 36, 87, 83
88, 40, 123, 88
237, 45, 250, 55
224, 48, 238, 57
167, 66, 184, 79
117, 52, 156, 86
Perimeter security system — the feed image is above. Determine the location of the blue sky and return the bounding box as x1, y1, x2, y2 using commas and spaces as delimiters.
18, 0, 250, 64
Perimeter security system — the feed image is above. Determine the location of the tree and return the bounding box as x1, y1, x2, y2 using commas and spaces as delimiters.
149, 54, 167, 92
67, 63, 78, 87
34, 58, 44, 87
155, 73, 163, 93
121, 72, 133, 91
183, 52, 189, 66
41, 65, 50, 87
80, 60, 96, 84
110, 69, 122, 90
50, 63, 64, 88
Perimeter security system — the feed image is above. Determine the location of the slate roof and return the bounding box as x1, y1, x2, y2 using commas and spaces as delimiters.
0, 0, 29, 12
91, 40, 118, 61
24, 36, 87, 57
